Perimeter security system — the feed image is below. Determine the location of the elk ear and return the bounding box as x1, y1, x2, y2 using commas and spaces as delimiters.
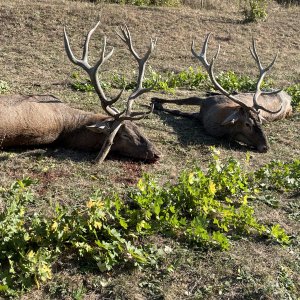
86, 121, 111, 134
221, 108, 243, 126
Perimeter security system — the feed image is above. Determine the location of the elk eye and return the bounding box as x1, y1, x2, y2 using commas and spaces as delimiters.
245, 122, 251, 128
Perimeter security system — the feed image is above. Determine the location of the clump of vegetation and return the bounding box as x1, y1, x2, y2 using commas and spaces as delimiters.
284, 83, 300, 109
0, 178, 153, 296
132, 152, 291, 250
1, 150, 298, 296
72, 67, 298, 112
255, 159, 300, 191
213, 70, 273, 92
241, 0, 268, 22
142, 66, 208, 92
0, 80, 10, 94
71, 66, 273, 94
70, 72, 109, 92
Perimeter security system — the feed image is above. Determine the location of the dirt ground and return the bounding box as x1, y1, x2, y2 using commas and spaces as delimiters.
0, 0, 299, 299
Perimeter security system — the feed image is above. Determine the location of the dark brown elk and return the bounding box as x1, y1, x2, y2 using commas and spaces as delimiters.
152, 34, 292, 153
0, 22, 160, 163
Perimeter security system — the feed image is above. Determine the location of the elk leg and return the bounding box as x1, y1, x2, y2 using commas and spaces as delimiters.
152, 97, 202, 119
154, 106, 200, 119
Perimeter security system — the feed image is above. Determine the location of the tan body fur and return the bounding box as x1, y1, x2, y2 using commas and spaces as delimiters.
0, 94, 159, 161
226, 91, 293, 121
152, 91, 292, 152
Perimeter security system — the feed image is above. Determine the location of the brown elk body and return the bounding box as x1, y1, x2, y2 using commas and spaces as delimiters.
0, 94, 160, 162
152, 34, 292, 153
0, 22, 161, 163
225, 91, 292, 121
152, 91, 292, 152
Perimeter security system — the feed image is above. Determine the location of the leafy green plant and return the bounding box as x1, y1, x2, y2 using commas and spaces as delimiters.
146, 67, 274, 93
70, 72, 110, 92
71, 80, 95, 92
0, 80, 10, 94
285, 83, 300, 109
242, 0, 268, 23
143, 66, 209, 93
1, 151, 298, 296
146, 67, 273, 93
254, 159, 300, 192
71, 66, 275, 95
0, 178, 52, 295
0, 180, 154, 296
131, 149, 290, 251
215, 70, 273, 93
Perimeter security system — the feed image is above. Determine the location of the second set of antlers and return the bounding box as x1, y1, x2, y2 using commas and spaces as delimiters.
191, 33, 281, 119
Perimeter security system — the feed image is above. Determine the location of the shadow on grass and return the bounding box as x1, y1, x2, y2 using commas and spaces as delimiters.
0, 147, 157, 165
1, 147, 96, 163
152, 108, 251, 153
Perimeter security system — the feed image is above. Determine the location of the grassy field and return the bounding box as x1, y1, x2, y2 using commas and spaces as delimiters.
0, 0, 299, 299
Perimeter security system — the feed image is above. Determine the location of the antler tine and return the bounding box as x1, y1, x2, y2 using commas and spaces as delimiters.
262, 89, 282, 95
64, 26, 88, 70
191, 33, 212, 71
64, 22, 123, 117
250, 38, 282, 114
116, 24, 157, 118
122, 103, 155, 121
82, 21, 100, 63
116, 25, 140, 61
192, 34, 257, 113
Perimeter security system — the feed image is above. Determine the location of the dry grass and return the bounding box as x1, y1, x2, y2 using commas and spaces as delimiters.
0, 0, 299, 299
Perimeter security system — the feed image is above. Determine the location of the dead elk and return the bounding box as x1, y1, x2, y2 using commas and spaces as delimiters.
0, 22, 160, 163
152, 34, 292, 153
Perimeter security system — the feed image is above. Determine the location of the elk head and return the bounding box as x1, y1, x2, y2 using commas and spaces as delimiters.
191, 33, 282, 152
220, 107, 268, 152
64, 22, 160, 163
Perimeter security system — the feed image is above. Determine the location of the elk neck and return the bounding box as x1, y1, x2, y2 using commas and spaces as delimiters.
55, 108, 112, 150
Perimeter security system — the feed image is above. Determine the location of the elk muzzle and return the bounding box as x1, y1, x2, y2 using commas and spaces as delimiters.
112, 121, 160, 162
257, 143, 269, 153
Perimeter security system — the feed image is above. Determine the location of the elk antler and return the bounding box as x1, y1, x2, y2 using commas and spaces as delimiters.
116, 25, 157, 117
249, 38, 282, 114
64, 21, 122, 117
191, 33, 257, 113
191, 34, 282, 119
64, 22, 156, 163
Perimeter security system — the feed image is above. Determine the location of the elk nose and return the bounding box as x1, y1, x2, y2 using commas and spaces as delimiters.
150, 152, 161, 162
146, 149, 161, 163
258, 145, 269, 153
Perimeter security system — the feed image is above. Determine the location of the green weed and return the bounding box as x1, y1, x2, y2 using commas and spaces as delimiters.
1, 151, 298, 296
70, 66, 276, 95
0, 80, 10, 94
70, 72, 110, 92
241, 0, 268, 23
254, 159, 300, 192
285, 83, 300, 108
